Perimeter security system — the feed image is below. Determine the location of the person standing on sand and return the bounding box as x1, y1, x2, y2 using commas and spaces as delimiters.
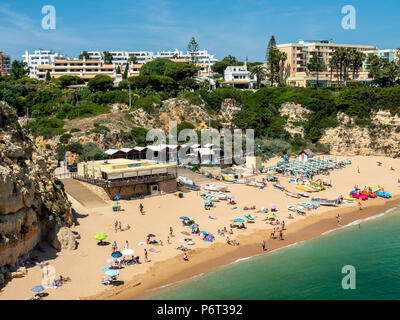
118, 221, 122, 231
270, 229, 275, 239
358, 202, 363, 211
279, 230, 283, 240
261, 240, 266, 251
114, 221, 118, 233
336, 214, 341, 225
170, 226, 173, 237
357, 166, 360, 173
167, 236, 170, 244
112, 241, 117, 252
139, 203, 144, 215
124, 241, 129, 250
144, 249, 148, 262
282, 220, 285, 231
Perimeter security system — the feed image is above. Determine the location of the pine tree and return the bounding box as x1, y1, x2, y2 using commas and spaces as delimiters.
266, 36, 277, 86
122, 63, 129, 79
45, 70, 51, 81
116, 65, 121, 74
188, 37, 199, 64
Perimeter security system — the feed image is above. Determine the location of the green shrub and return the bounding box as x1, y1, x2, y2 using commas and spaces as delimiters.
133, 95, 162, 113
69, 127, 81, 133
25, 117, 66, 138
60, 133, 73, 144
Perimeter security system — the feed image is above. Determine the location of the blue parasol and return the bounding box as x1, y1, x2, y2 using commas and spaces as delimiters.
31, 285, 45, 292
204, 200, 212, 206
114, 196, 120, 201
180, 216, 190, 220
111, 251, 122, 258
234, 218, 245, 222
191, 224, 199, 229
200, 231, 208, 235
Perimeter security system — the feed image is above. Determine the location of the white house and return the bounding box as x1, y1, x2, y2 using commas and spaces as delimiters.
298, 149, 314, 162
22, 49, 67, 79
224, 64, 257, 89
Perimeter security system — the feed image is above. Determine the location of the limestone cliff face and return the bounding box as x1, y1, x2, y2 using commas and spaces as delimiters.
319, 111, 400, 156
280, 102, 314, 138
0, 102, 72, 268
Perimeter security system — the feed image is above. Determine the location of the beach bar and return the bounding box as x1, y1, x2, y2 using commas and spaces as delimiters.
75, 159, 178, 199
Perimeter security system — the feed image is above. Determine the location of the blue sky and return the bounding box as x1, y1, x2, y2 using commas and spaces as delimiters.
0, 0, 399, 61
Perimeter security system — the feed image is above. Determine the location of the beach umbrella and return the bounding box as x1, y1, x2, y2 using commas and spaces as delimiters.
111, 251, 122, 258
268, 214, 276, 219
105, 269, 119, 277
191, 224, 199, 229
270, 204, 277, 210
234, 218, 245, 223
204, 200, 212, 206
188, 217, 195, 221
122, 249, 135, 256
94, 233, 107, 241
200, 231, 208, 235
245, 215, 254, 220
31, 285, 45, 292
146, 234, 156, 238
114, 196, 120, 201
180, 216, 190, 220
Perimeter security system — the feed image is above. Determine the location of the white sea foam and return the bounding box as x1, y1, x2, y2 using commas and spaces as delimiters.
321, 206, 399, 236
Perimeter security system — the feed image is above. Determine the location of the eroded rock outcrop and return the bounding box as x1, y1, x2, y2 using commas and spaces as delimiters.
0, 101, 74, 271
280, 102, 314, 138
320, 111, 400, 156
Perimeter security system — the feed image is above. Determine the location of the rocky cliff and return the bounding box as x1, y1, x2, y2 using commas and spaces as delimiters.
319, 111, 400, 156
279, 101, 400, 156
0, 101, 73, 271
280, 102, 314, 138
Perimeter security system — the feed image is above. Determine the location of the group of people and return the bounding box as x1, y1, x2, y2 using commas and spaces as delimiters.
217, 227, 234, 236
270, 226, 284, 240
226, 237, 239, 246
111, 240, 130, 252
114, 220, 130, 233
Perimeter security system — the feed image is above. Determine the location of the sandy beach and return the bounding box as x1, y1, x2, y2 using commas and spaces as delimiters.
1, 155, 400, 300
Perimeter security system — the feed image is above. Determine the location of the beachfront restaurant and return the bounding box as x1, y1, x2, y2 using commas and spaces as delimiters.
76, 159, 178, 199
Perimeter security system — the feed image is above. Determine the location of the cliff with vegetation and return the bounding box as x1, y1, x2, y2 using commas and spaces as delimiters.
0, 101, 73, 275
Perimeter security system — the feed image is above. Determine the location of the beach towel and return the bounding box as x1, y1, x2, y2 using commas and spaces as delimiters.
137, 242, 145, 246
149, 248, 159, 253
100, 267, 111, 271
231, 207, 238, 210
181, 231, 191, 236
208, 215, 217, 220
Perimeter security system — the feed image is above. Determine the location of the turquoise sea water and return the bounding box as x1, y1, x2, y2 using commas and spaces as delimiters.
148, 207, 400, 300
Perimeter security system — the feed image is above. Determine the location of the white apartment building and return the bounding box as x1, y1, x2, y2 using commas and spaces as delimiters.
155, 49, 218, 72
224, 65, 257, 89
87, 51, 154, 65
22, 49, 67, 78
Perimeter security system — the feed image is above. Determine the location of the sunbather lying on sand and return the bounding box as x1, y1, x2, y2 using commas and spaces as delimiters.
176, 245, 190, 252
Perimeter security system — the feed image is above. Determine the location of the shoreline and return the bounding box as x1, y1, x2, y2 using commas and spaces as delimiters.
88, 195, 400, 300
